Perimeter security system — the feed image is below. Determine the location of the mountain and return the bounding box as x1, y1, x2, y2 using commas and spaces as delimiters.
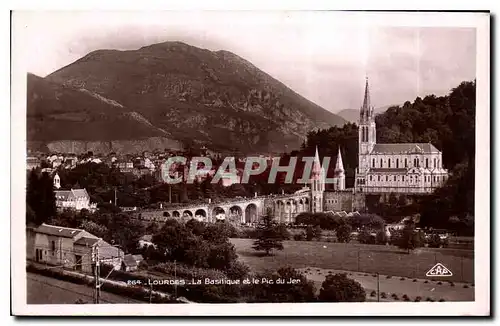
337, 106, 393, 123
40, 41, 345, 154
27, 73, 183, 153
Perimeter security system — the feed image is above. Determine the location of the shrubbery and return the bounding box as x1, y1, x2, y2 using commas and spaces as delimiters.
358, 229, 376, 244
318, 273, 366, 302
336, 223, 352, 243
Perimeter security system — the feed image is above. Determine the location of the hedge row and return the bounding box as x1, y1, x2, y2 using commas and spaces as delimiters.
27, 263, 179, 304
99, 263, 241, 303
150, 262, 228, 280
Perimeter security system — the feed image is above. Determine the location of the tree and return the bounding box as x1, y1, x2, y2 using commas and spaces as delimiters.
146, 222, 160, 235
396, 220, 422, 253
26, 171, 56, 226
207, 241, 238, 270
249, 267, 316, 302
313, 225, 322, 240
185, 218, 207, 236
202, 222, 239, 243
305, 225, 322, 241
108, 213, 146, 253
275, 224, 291, 240
336, 221, 352, 243
358, 229, 375, 244
318, 273, 366, 302
376, 230, 388, 245
80, 220, 108, 239
225, 261, 250, 279
152, 222, 210, 267
191, 179, 204, 201
252, 208, 284, 255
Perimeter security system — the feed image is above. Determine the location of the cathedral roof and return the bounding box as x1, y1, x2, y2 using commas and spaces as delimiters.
371, 143, 440, 154
369, 168, 409, 174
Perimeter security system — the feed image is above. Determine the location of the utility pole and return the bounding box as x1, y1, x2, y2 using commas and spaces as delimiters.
149, 282, 153, 304
377, 272, 380, 302
174, 259, 177, 298
357, 248, 360, 272
169, 184, 172, 204
93, 246, 100, 304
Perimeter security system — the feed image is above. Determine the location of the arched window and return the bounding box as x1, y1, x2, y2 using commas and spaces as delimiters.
402, 175, 405, 182
405, 158, 408, 167
378, 175, 381, 182
380, 158, 383, 167
388, 159, 391, 168
396, 158, 399, 168
386, 175, 389, 181
370, 175, 372, 181
372, 158, 375, 167
434, 158, 437, 168
425, 158, 429, 168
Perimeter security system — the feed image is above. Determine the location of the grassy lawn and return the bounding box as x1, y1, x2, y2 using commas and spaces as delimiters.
230, 238, 474, 283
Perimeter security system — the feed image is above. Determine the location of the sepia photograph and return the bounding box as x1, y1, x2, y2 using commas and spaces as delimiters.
11, 10, 490, 316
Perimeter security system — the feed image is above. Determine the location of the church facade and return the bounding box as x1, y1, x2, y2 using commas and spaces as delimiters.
354, 79, 449, 194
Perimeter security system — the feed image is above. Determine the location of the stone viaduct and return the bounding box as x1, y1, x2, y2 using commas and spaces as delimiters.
133, 191, 312, 225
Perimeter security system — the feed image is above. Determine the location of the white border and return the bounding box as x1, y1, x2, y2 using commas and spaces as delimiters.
10, 10, 490, 316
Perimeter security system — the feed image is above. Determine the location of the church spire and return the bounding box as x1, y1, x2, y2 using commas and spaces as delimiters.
361, 76, 371, 121
335, 147, 344, 173
312, 146, 322, 175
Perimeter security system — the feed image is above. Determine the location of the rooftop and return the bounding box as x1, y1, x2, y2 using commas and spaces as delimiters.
34, 223, 83, 238
371, 143, 440, 154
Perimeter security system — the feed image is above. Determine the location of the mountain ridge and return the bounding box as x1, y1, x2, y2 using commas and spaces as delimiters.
336, 105, 394, 123
31, 41, 347, 154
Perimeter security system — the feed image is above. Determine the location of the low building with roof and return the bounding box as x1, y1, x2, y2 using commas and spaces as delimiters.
54, 188, 97, 212
28, 223, 124, 274
53, 174, 96, 212
121, 254, 144, 272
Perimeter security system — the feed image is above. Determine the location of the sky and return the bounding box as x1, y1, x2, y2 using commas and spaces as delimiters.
15, 11, 477, 112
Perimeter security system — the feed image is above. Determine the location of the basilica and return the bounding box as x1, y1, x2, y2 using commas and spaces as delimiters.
354, 78, 449, 194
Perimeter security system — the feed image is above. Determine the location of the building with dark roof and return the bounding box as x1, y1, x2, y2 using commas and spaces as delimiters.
355, 78, 449, 194
53, 174, 97, 211
28, 223, 124, 274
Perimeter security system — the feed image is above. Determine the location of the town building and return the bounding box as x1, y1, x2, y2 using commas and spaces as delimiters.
53, 173, 97, 211
26, 156, 41, 170
355, 78, 449, 194
121, 254, 144, 272
26, 223, 124, 274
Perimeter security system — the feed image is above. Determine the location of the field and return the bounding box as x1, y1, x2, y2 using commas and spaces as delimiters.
27, 272, 143, 304
231, 238, 475, 302
297, 267, 474, 302
230, 238, 474, 283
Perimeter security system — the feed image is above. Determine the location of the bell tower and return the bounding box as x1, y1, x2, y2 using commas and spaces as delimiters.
356, 77, 376, 191
310, 146, 325, 212
53, 173, 61, 189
